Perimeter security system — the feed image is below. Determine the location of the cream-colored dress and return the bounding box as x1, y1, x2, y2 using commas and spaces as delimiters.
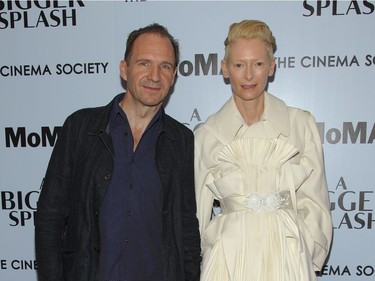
201, 137, 316, 281
195, 93, 332, 281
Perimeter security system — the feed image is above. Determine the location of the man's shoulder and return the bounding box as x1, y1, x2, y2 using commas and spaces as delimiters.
63, 105, 105, 127
163, 114, 193, 137
61, 101, 112, 135
69, 105, 106, 118
66, 94, 118, 122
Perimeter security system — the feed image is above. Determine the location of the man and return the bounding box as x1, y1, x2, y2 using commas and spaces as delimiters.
35, 23, 201, 281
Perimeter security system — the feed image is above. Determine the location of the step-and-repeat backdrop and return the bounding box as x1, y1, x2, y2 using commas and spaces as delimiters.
1, 1, 374, 280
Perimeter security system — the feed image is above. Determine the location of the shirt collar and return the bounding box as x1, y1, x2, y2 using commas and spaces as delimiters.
211, 92, 290, 143
109, 92, 163, 131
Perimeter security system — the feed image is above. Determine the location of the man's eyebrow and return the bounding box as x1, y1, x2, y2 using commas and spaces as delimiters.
136, 58, 174, 66
135, 58, 151, 63
161, 61, 174, 66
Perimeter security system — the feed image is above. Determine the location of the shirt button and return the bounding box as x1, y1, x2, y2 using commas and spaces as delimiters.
128, 211, 132, 216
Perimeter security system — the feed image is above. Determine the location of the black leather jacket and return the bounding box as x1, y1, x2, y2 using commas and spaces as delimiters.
35, 94, 201, 281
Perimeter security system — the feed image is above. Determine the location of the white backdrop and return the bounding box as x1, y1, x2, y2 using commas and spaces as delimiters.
1, 1, 374, 280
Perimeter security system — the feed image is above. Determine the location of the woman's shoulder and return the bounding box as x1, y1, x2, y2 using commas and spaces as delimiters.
287, 105, 316, 125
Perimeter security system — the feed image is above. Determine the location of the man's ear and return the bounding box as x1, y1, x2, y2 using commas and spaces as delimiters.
119, 60, 128, 81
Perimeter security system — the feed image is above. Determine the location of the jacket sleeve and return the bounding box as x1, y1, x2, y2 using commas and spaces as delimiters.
295, 112, 333, 271
35, 115, 75, 281
182, 130, 202, 281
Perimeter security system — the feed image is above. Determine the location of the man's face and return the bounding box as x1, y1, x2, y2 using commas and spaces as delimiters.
120, 33, 177, 109
221, 38, 275, 105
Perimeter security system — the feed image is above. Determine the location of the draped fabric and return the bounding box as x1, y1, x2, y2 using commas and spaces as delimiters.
195, 93, 332, 281
200, 138, 316, 281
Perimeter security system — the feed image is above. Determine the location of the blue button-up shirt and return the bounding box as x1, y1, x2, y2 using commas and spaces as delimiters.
99, 94, 163, 280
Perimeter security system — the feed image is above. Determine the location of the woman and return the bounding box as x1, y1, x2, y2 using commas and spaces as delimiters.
195, 20, 332, 281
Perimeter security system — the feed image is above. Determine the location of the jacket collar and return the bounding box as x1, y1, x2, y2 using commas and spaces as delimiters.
263, 92, 290, 136
210, 92, 290, 143
88, 93, 172, 138
87, 94, 120, 136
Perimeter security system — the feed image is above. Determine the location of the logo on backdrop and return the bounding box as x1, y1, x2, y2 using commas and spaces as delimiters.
320, 263, 374, 277
302, 0, 375, 16
0, 259, 37, 271
0, 0, 85, 29
1, 189, 39, 226
182, 108, 204, 131
4, 122, 374, 148
1, 53, 374, 78
317, 122, 375, 144
5, 126, 61, 148
179, 53, 221, 77
275, 54, 375, 69
330, 177, 374, 230
0, 62, 109, 77
178, 53, 375, 76
180, 53, 375, 75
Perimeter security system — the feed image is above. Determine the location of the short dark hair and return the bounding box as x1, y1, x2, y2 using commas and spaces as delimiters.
124, 23, 180, 67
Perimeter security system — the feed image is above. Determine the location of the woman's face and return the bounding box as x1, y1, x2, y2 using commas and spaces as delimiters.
221, 38, 275, 104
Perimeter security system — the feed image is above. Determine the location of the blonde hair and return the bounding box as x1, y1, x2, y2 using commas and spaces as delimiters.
224, 19, 276, 61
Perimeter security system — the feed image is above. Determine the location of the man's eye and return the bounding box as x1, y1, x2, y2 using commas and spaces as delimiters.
161, 64, 172, 70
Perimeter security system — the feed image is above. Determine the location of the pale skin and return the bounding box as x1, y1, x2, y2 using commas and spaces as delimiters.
119, 33, 177, 149
221, 38, 276, 126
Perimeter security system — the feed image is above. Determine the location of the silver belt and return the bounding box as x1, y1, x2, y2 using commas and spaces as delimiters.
219, 191, 291, 214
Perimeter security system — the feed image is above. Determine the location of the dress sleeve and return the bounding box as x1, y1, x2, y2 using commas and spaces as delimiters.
194, 126, 216, 235
295, 112, 333, 271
